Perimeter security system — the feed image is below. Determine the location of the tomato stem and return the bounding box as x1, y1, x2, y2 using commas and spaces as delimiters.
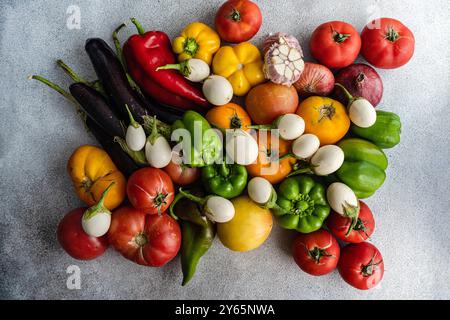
386, 27, 400, 42
230, 9, 241, 22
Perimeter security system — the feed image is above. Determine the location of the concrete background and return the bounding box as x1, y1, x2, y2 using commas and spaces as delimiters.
1, 0, 450, 300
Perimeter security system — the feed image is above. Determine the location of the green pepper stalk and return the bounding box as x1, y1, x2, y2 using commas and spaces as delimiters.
169, 188, 235, 223
81, 182, 114, 237
170, 190, 215, 286
201, 162, 248, 199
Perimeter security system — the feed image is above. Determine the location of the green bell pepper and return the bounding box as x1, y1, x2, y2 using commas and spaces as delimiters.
172, 110, 222, 167
272, 176, 330, 233
201, 162, 247, 199
351, 110, 401, 149
336, 138, 388, 199
169, 190, 215, 286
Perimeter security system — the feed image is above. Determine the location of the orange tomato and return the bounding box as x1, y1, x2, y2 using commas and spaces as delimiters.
246, 131, 296, 184
205, 103, 252, 131
296, 96, 350, 145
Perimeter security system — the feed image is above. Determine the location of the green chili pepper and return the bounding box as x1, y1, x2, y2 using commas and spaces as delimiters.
170, 189, 215, 286
272, 176, 330, 233
201, 162, 247, 199
351, 110, 402, 149
336, 138, 388, 199
172, 111, 222, 167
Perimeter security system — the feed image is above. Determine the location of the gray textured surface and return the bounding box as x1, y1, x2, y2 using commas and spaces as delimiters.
1, 0, 450, 300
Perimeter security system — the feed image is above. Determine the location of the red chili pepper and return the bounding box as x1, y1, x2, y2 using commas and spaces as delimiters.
123, 18, 209, 110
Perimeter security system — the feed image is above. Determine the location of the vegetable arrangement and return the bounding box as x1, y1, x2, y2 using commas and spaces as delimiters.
32, 0, 412, 290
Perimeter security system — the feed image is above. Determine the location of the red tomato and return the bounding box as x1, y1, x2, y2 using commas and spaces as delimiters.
361, 18, 415, 69
338, 242, 384, 290
292, 229, 340, 276
163, 153, 200, 186
215, 0, 262, 43
310, 21, 361, 69
57, 208, 108, 260
327, 201, 375, 243
127, 167, 174, 214
107, 206, 181, 267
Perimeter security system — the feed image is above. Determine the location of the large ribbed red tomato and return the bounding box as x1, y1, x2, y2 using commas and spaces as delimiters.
310, 21, 361, 69
338, 242, 384, 290
292, 229, 340, 276
215, 0, 262, 43
107, 206, 181, 267
361, 18, 415, 69
127, 167, 174, 214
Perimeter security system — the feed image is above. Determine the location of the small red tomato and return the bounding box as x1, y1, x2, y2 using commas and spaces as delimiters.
310, 21, 361, 69
215, 0, 262, 43
361, 18, 415, 69
163, 153, 200, 186
338, 242, 384, 290
57, 208, 108, 260
327, 201, 375, 243
127, 167, 174, 214
108, 206, 181, 267
292, 229, 340, 276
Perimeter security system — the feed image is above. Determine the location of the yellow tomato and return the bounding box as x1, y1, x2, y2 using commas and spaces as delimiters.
67, 145, 126, 210
218, 196, 273, 252
296, 96, 350, 145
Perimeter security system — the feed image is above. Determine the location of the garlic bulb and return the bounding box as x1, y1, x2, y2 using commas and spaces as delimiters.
263, 33, 305, 86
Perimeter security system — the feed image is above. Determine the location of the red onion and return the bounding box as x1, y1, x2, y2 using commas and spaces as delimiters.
293, 62, 335, 97
334, 63, 383, 107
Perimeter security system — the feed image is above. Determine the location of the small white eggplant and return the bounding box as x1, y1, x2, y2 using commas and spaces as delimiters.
310, 145, 345, 176
173, 189, 235, 223
248, 114, 305, 141
247, 177, 277, 208
202, 75, 233, 106
326, 182, 360, 233
81, 183, 114, 237
225, 129, 259, 165
292, 134, 320, 159
156, 58, 210, 82
145, 116, 172, 168
204, 196, 235, 223
125, 104, 146, 151
335, 83, 377, 128
348, 98, 377, 128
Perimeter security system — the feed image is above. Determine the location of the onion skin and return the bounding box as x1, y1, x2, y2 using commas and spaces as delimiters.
293, 62, 335, 98
334, 63, 383, 107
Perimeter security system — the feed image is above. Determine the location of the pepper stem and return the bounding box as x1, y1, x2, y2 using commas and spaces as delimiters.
219, 162, 230, 177
130, 18, 146, 35
183, 38, 199, 57
179, 188, 206, 206
125, 104, 140, 128
169, 193, 185, 220
83, 182, 115, 220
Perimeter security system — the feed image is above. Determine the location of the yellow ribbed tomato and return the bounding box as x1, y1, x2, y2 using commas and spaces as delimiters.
296, 96, 350, 145
217, 196, 273, 252
67, 145, 126, 210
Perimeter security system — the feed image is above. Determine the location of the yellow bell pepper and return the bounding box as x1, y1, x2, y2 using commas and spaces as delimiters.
212, 42, 265, 96
172, 22, 220, 65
